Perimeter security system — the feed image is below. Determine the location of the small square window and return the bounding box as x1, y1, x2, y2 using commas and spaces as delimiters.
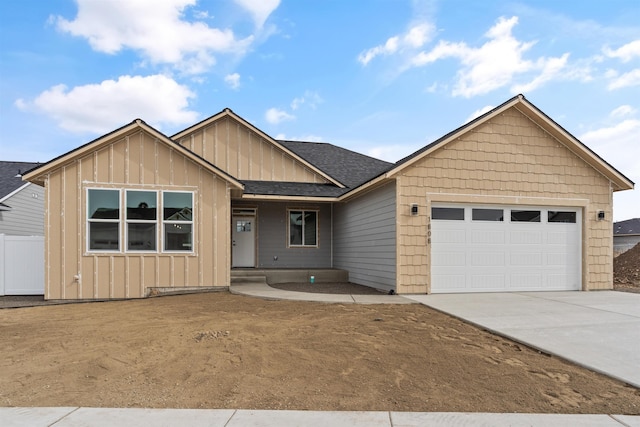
511, 210, 541, 222
289, 210, 317, 247
548, 211, 577, 223
472, 208, 504, 221
431, 207, 465, 220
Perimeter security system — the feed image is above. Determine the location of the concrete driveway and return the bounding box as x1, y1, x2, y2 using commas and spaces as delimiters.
405, 291, 640, 388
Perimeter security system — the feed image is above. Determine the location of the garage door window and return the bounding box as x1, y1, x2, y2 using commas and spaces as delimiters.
511, 210, 541, 222
431, 207, 464, 220
548, 211, 577, 223
472, 208, 503, 221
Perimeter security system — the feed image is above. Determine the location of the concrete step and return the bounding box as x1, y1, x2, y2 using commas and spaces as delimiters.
230, 275, 267, 284
231, 269, 348, 284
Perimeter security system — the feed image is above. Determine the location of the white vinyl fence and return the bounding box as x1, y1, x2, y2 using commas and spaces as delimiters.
0, 234, 44, 295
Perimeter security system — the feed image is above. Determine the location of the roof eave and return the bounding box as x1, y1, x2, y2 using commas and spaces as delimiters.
239, 194, 340, 202
22, 120, 245, 191
382, 94, 634, 192
513, 101, 634, 191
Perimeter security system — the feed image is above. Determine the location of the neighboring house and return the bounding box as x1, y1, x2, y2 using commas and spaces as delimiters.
614, 218, 640, 256
0, 161, 44, 236
23, 95, 634, 300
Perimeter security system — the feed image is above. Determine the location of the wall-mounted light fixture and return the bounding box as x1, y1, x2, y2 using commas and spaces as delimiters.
411, 204, 419, 216
597, 210, 605, 221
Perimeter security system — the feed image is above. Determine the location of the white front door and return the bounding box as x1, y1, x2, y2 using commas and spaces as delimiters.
232, 215, 255, 267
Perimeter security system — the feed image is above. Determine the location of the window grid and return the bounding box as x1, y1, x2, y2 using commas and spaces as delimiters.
87, 188, 194, 254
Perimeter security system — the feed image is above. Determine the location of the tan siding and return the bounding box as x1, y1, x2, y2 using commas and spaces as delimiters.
44, 128, 231, 300
395, 108, 615, 294
176, 116, 329, 184
48, 172, 62, 299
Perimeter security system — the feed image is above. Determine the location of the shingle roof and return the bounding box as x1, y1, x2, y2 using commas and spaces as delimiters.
278, 140, 393, 190
0, 161, 42, 200
242, 181, 346, 198
614, 218, 640, 236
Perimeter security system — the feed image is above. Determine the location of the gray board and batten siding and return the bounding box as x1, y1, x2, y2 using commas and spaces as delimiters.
234, 201, 333, 269
333, 181, 397, 292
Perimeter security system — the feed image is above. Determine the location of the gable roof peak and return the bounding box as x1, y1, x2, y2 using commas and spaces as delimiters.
386, 94, 633, 191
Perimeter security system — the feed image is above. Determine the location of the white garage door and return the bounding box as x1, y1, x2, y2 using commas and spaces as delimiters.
431, 204, 581, 293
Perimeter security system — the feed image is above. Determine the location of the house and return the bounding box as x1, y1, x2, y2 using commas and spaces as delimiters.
0, 161, 45, 296
23, 94, 634, 300
0, 161, 44, 236
614, 218, 640, 256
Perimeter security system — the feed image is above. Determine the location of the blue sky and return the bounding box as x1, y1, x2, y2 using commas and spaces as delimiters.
1, 0, 638, 220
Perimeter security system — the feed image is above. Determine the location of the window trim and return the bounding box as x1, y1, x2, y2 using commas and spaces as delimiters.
125, 190, 158, 252
86, 187, 195, 255
87, 188, 121, 253
287, 209, 319, 248
162, 190, 194, 253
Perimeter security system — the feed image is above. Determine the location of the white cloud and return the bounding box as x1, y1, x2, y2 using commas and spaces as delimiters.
358, 23, 434, 65
265, 108, 295, 124
225, 73, 241, 89
610, 105, 637, 118
607, 68, 640, 90
367, 143, 423, 163
404, 16, 573, 97
465, 105, 495, 123
16, 74, 197, 134
603, 40, 640, 62
291, 91, 323, 110
512, 53, 570, 93
580, 113, 640, 221
234, 0, 280, 28
54, 0, 254, 74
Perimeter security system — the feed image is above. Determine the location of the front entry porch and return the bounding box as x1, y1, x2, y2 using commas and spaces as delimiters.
231, 268, 348, 285
231, 268, 349, 285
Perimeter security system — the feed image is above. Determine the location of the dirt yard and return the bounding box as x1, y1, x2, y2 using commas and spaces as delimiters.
614, 242, 640, 293
1, 292, 639, 414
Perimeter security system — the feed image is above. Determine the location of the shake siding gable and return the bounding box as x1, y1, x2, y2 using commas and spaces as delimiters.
42, 128, 231, 299
176, 116, 329, 184
394, 107, 615, 294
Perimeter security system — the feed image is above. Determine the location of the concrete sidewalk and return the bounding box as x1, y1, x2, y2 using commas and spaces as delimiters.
230, 282, 416, 304
2, 407, 638, 426
406, 291, 640, 388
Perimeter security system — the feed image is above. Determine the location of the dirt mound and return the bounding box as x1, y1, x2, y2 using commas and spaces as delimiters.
614, 243, 640, 288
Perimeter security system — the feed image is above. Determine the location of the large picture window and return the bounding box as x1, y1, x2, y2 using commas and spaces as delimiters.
87, 188, 194, 253
289, 210, 317, 247
88, 189, 120, 250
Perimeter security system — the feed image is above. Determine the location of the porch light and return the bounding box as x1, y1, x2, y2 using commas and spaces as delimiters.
411, 204, 419, 216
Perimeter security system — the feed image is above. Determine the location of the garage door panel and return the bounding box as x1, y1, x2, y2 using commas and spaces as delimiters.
510, 252, 543, 266
432, 252, 466, 266
547, 252, 569, 266
471, 252, 505, 266
548, 231, 574, 245
431, 204, 581, 293
511, 273, 543, 288
548, 274, 576, 289
471, 230, 505, 244
432, 228, 466, 244
432, 274, 466, 289
510, 230, 542, 244
470, 275, 505, 289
